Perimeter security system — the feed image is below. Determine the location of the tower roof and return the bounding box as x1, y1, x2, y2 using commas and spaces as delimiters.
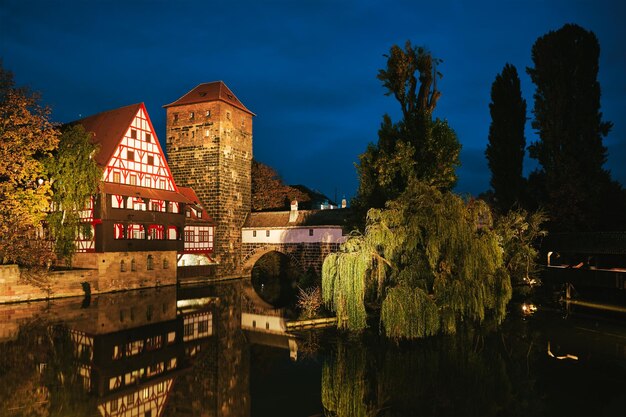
163, 81, 255, 116
73, 103, 143, 166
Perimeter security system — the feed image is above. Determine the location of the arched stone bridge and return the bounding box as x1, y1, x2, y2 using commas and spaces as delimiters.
239, 207, 349, 276
241, 242, 342, 275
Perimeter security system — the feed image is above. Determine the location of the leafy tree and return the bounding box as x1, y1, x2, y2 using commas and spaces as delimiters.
0, 63, 58, 266
323, 180, 512, 339
352, 41, 461, 227
251, 159, 310, 211
495, 208, 547, 296
44, 124, 101, 265
485, 64, 527, 212
527, 24, 624, 231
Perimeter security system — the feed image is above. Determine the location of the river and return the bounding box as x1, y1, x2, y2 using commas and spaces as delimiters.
0, 280, 624, 416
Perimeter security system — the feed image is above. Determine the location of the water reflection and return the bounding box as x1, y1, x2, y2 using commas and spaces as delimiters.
1, 283, 625, 416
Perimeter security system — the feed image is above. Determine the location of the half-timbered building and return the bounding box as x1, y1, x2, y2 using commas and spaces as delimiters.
69, 103, 214, 289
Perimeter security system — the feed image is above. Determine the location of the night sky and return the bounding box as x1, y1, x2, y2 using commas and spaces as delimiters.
2, 0, 625, 202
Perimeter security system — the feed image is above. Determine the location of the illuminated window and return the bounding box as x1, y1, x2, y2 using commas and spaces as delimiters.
205, 110, 211, 117
189, 111, 194, 119
113, 171, 121, 183
110, 398, 118, 412
145, 133, 151, 143
129, 175, 137, 186
114, 224, 125, 239
198, 320, 209, 334
130, 129, 137, 139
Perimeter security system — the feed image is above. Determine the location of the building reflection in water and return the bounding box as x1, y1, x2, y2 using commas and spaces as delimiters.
0, 281, 284, 417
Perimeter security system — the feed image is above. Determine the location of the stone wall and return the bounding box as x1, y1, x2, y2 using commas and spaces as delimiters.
166, 100, 253, 277
241, 242, 342, 275
0, 251, 177, 304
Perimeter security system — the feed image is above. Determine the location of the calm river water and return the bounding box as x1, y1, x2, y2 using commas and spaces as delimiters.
0, 280, 624, 417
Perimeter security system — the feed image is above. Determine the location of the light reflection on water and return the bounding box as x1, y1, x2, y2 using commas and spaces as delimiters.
0, 282, 625, 417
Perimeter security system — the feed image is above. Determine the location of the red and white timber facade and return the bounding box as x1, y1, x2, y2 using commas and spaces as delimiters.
69, 103, 214, 289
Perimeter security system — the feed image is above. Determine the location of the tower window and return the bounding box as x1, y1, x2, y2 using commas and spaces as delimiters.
266, 230, 270, 237
189, 112, 194, 119
226, 111, 231, 120
173, 113, 179, 122
309, 229, 314, 236
252, 230, 256, 237
205, 110, 211, 117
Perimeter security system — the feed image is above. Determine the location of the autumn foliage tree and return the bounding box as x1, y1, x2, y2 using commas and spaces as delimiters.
0, 63, 58, 266
251, 159, 310, 211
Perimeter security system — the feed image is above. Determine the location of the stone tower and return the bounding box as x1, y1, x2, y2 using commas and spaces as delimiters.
164, 82, 254, 275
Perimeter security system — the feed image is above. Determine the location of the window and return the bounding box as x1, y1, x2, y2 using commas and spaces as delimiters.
114, 223, 124, 239
113, 171, 121, 183
147, 155, 154, 165
130, 129, 137, 139
127, 150, 134, 161
226, 111, 231, 120
131, 259, 136, 271
145, 133, 151, 143
149, 225, 164, 240
160, 179, 166, 190
266, 230, 270, 237
309, 229, 314, 236
147, 255, 154, 270
185, 229, 195, 243
167, 226, 178, 240
111, 398, 119, 412
173, 113, 178, 122
191, 130, 195, 138
189, 112, 194, 119
198, 320, 209, 334
163, 258, 169, 269
129, 175, 137, 186
204, 129, 210, 137
199, 230, 209, 242
205, 110, 211, 117
129, 224, 145, 239
120, 260, 126, 272
252, 230, 257, 237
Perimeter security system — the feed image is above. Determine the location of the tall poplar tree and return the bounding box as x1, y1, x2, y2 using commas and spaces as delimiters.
352, 41, 461, 227
485, 64, 527, 213
527, 24, 624, 231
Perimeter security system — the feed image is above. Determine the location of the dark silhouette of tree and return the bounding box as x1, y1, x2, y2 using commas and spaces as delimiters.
527, 24, 625, 231
251, 160, 309, 211
352, 41, 461, 228
485, 64, 527, 213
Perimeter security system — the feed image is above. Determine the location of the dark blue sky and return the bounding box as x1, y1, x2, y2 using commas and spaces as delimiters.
2, 0, 625, 201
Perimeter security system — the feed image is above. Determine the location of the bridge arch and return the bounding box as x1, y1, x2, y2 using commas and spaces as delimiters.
241, 245, 303, 276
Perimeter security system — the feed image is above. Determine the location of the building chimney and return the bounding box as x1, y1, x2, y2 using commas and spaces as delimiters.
289, 199, 298, 223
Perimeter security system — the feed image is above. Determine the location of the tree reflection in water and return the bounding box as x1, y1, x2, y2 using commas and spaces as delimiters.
321, 323, 548, 417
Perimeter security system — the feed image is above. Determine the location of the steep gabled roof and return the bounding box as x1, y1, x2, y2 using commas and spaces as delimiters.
162, 81, 255, 116
178, 186, 215, 225
72, 103, 143, 166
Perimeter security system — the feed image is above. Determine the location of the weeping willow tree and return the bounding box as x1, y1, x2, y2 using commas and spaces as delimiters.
322, 180, 513, 339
